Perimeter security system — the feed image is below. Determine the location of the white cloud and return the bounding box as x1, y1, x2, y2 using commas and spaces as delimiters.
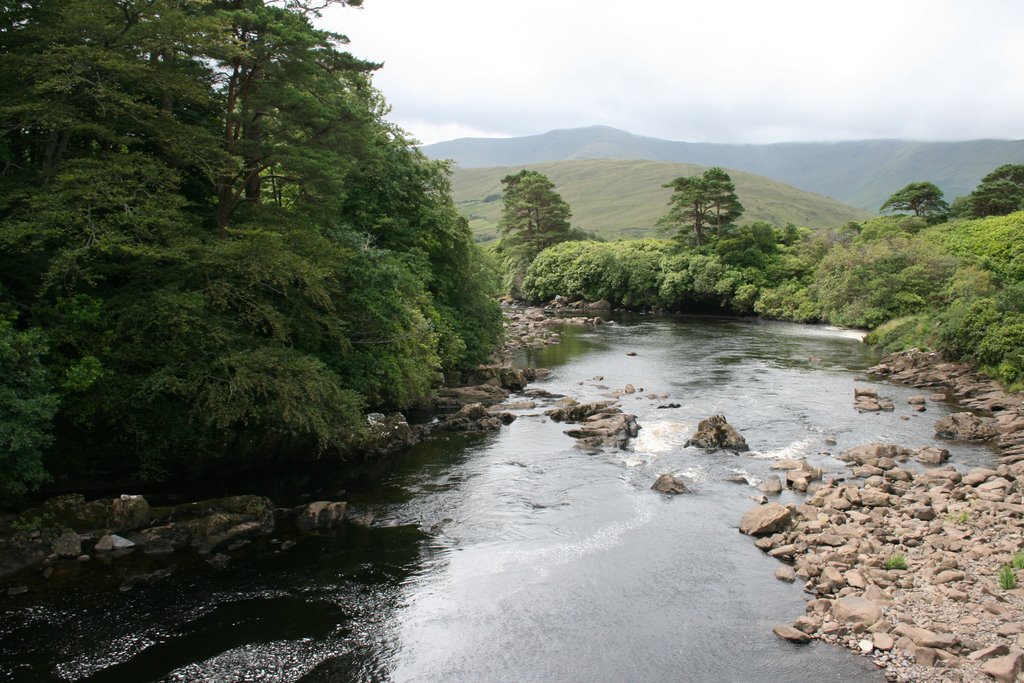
325, 0, 1024, 145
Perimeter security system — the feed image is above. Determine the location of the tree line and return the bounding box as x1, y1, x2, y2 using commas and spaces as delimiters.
495, 165, 1024, 391
0, 0, 502, 504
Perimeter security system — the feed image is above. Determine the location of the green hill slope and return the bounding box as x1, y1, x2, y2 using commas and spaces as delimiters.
452, 159, 875, 242
427, 126, 1024, 211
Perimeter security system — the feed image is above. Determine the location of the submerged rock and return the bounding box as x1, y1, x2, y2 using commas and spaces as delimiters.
295, 501, 348, 532
685, 415, 749, 452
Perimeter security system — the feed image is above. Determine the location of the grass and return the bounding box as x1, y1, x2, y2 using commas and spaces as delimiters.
451, 159, 875, 243
999, 564, 1018, 590
885, 554, 908, 571
1013, 552, 1024, 571
945, 510, 970, 524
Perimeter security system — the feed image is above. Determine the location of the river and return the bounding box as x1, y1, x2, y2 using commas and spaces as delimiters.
1, 315, 1000, 682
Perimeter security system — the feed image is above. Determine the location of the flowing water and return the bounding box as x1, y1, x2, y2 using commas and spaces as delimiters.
1, 315, 1002, 682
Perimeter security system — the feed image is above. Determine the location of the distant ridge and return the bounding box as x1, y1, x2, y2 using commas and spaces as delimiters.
424, 126, 1024, 210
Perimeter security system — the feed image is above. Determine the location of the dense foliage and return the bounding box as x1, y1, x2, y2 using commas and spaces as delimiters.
519, 184, 1024, 389
0, 0, 502, 502
957, 164, 1024, 218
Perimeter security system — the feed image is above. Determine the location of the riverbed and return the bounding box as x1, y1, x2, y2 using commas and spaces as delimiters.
1, 315, 1000, 681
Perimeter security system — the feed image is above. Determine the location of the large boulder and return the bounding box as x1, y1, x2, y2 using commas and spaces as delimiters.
651, 474, 690, 494
935, 412, 999, 441
361, 413, 419, 456
14, 493, 151, 535
739, 502, 791, 536
685, 415, 749, 452
434, 403, 512, 432
831, 596, 882, 628
109, 495, 151, 532
52, 531, 82, 559
150, 495, 276, 554
545, 401, 616, 422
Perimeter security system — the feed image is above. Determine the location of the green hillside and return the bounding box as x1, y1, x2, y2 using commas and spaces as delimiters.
427, 126, 1024, 211
452, 158, 875, 242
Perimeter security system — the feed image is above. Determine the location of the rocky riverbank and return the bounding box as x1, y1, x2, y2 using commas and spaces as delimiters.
742, 349, 1024, 682
0, 306, 624, 587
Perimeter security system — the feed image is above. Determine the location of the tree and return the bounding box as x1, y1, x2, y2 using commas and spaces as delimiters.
498, 170, 573, 254
963, 165, 1024, 218
880, 182, 949, 218
496, 170, 573, 295
0, 0, 503, 491
659, 167, 743, 246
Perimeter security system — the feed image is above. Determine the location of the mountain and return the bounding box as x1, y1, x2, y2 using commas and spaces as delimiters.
425, 126, 1024, 210
451, 159, 875, 243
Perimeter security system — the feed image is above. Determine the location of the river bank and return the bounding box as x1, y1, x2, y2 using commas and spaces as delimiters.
0, 306, 607, 584
4, 308, 1018, 681
742, 348, 1024, 683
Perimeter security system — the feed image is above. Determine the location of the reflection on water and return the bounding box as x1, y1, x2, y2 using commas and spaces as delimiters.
1, 315, 1000, 682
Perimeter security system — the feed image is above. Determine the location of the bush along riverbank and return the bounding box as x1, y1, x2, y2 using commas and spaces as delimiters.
0, 307, 624, 588
741, 349, 1024, 683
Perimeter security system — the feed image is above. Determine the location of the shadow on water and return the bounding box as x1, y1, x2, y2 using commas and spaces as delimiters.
81, 597, 342, 683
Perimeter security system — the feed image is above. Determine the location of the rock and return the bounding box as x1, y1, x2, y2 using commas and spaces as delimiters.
563, 411, 641, 449
584, 299, 612, 312
775, 566, 796, 583
773, 625, 811, 644
916, 446, 950, 464
295, 501, 348, 532
362, 412, 419, 455
935, 412, 999, 441
52, 532, 82, 559
739, 502, 791, 536
968, 643, 1011, 661
831, 596, 882, 628
651, 474, 690, 494
932, 570, 965, 584
161, 495, 275, 553
981, 650, 1024, 682
685, 415, 749, 452
873, 632, 894, 651
95, 534, 136, 552
759, 475, 783, 495
544, 401, 616, 422
110, 495, 151, 532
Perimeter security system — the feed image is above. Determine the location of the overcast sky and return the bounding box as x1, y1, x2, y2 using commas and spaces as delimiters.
323, 0, 1024, 146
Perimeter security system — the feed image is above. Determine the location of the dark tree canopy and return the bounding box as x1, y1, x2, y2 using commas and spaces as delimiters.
0, 0, 502, 501
880, 182, 949, 218
964, 165, 1024, 217
659, 167, 744, 246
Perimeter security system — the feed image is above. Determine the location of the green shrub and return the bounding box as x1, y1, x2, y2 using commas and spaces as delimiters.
999, 564, 1017, 590
1012, 552, 1024, 571
885, 554, 908, 570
